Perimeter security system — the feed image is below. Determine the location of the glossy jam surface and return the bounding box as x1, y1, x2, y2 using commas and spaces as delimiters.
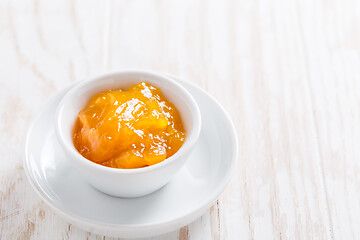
73, 82, 186, 169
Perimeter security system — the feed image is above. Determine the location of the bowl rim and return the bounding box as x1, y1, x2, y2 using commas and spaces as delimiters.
55, 70, 201, 175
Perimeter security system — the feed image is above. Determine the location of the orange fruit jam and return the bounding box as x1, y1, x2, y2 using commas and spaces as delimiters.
73, 82, 186, 169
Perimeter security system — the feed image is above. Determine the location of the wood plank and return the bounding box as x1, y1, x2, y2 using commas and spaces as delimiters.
298, 0, 360, 238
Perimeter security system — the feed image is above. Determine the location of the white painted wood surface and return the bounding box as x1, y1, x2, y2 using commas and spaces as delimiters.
0, 0, 359, 239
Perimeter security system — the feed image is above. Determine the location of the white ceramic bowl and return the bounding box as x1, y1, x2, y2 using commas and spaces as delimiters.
55, 71, 201, 198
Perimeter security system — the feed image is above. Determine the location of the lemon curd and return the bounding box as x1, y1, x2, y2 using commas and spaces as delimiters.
73, 82, 186, 169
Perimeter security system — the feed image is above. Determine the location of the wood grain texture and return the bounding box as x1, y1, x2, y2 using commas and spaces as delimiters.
0, 0, 359, 239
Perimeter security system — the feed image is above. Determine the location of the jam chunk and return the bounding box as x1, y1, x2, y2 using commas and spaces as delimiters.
73, 82, 186, 169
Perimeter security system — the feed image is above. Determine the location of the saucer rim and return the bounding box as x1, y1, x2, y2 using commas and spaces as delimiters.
24, 76, 238, 233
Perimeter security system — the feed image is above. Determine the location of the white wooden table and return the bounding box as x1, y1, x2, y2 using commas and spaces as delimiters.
1, 0, 359, 239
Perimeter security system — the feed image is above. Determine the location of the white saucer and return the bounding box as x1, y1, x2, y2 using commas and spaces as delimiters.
24, 79, 238, 238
